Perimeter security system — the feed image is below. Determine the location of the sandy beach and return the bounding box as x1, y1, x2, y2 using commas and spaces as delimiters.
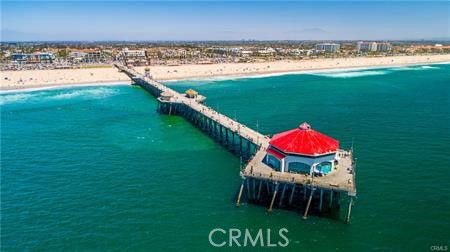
1, 54, 449, 91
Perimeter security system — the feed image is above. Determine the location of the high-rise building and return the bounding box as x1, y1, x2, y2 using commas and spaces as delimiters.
376, 42, 392, 52
315, 43, 340, 53
357, 41, 391, 52
357, 42, 378, 52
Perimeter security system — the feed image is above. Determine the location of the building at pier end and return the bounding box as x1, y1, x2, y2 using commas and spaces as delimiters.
264, 122, 339, 176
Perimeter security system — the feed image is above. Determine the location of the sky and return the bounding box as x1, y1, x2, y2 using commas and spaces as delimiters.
1, 1, 449, 41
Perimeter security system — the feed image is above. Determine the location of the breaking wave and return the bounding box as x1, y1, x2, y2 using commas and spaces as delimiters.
0, 93, 37, 105
312, 70, 388, 78
51, 88, 118, 100
390, 65, 440, 71
419, 66, 439, 69
1, 87, 118, 105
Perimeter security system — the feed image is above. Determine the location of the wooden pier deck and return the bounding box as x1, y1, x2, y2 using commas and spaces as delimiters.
116, 64, 267, 148
242, 149, 356, 193
116, 64, 356, 222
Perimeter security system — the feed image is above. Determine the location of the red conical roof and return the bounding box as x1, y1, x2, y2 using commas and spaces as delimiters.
269, 122, 339, 156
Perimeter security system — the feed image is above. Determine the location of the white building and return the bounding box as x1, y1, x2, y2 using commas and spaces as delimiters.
257, 47, 276, 55
264, 122, 340, 176
376, 42, 392, 52
357, 41, 377, 52
118, 48, 147, 65
315, 43, 340, 53
10, 52, 56, 64
357, 41, 391, 52
118, 48, 146, 58
69, 51, 87, 62
241, 50, 253, 57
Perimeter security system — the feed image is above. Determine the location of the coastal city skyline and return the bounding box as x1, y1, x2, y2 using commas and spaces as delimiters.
2, 1, 449, 41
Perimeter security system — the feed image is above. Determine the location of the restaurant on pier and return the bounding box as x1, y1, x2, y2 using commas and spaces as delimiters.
238, 122, 356, 222
264, 122, 339, 176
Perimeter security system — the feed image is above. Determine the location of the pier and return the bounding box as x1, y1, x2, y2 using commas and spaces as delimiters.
116, 64, 356, 222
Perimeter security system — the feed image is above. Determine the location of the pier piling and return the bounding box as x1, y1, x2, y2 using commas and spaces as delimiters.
236, 180, 245, 207
268, 183, 279, 213
303, 187, 315, 220
319, 189, 324, 212
257, 180, 263, 200
329, 190, 334, 208
279, 183, 287, 207
289, 184, 296, 205
345, 197, 354, 223
246, 178, 251, 200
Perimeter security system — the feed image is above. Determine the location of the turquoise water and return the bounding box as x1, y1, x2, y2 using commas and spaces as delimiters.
2, 64, 450, 251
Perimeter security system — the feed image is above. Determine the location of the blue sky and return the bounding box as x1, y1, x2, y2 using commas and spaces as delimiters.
1, 1, 449, 41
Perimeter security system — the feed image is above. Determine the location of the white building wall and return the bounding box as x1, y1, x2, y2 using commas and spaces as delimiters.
282, 153, 337, 174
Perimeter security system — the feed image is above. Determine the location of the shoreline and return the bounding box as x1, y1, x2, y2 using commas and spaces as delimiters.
0, 80, 132, 94
161, 60, 450, 82
1, 55, 449, 92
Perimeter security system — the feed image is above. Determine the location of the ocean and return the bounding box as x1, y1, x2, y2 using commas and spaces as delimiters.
1, 63, 449, 251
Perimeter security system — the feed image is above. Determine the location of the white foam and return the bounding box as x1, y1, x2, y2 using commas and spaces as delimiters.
164, 66, 394, 83
419, 65, 439, 69
0, 82, 129, 94
50, 88, 118, 100
390, 65, 440, 71
390, 66, 413, 71
163, 62, 449, 83
0, 93, 37, 105
312, 70, 388, 78
1, 87, 119, 105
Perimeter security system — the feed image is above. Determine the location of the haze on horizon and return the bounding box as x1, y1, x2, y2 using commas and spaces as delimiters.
1, 1, 449, 42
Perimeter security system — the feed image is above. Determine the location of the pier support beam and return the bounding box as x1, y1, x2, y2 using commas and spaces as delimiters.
289, 184, 296, 205
303, 187, 315, 220
215, 122, 219, 138
225, 128, 229, 146
278, 183, 287, 207
329, 190, 334, 208
239, 137, 243, 155
345, 197, 354, 223
252, 178, 256, 200
319, 189, 324, 212
303, 185, 307, 200
236, 180, 245, 207
268, 183, 279, 213
232, 132, 235, 150
246, 178, 251, 200
257, 180, 263, 200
